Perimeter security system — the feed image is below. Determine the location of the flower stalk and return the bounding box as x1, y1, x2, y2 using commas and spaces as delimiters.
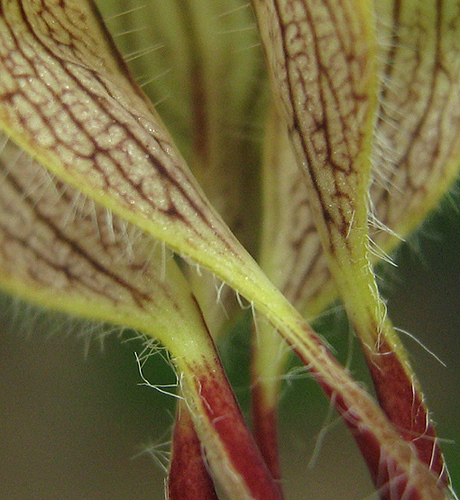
0, 1, 458, 498
251, 0, 460, 491
0, 138, 281, 499
168, 397, 219, 500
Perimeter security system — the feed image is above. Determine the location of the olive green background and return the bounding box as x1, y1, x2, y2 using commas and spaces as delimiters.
0, 204, 459, 499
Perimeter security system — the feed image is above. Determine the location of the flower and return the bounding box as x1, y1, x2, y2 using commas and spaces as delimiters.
0, 1, 458, 498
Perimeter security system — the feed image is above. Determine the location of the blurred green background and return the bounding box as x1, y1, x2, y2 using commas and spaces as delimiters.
0, 202, 459, 499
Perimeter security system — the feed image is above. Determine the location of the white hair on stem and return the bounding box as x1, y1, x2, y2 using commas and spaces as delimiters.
394, 327, 446, 367
367, 236, 398, 267
308, 395, 343, 470
102, 4, 148, 23
141, 439, 172, 475
217, 2, 252, 19
111, 25, 149, 39
215, 23, 258, 36
135, 352, 183, 401
136, 424, 173, 476
306, 321, 358, 467
123, 43, 164, 64
138, 67, 173, 90
0, 290, 130, 357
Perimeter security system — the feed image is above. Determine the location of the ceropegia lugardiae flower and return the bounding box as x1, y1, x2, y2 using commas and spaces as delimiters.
0, 1, 458, 498
251, 0, 460, 490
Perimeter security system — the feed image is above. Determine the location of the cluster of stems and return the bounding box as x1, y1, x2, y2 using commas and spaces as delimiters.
0, 1, 458, 498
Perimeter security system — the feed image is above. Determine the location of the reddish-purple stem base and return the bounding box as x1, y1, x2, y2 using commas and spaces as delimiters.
291, 332, 445, 499
168, 400, 218, 500
190, 357, 284, 500
366, 340, 448, 488
251, 382, 282, 482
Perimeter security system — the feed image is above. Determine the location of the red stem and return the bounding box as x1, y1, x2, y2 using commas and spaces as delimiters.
292, 342, 445, 499
185, 356, 284, 500
168, 398, 219, 500
251, 381, 282, 482
365, 340, 448, 488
